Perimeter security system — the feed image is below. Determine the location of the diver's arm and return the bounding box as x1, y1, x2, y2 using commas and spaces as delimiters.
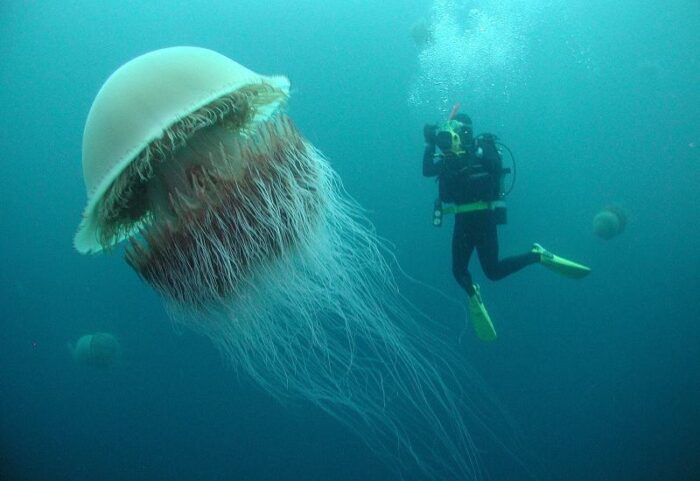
422, 124, 441, 177
423, 143, 441, 177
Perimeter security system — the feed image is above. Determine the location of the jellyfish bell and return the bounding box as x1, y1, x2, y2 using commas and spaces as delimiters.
75, 47, 320, 309
73, 46, 517, 480
70, 332, 120, 367
74, 47, 291, 252
593, 205, 627, 240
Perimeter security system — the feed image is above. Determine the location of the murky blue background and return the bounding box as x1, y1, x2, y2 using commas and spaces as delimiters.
1, 1, 698, 480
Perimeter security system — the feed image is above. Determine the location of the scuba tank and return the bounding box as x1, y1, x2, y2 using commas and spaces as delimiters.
477, 133, 508, 225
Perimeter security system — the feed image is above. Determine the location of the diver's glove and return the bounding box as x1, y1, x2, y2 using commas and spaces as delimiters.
423, 124, 438, 145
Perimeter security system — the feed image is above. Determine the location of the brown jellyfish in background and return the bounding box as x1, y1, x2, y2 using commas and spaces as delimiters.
593, 205, 627, 240
72, 47, 491, 480
69, 333, 120, 368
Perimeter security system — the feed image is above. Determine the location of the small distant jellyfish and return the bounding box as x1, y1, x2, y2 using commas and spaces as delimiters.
410, 18, 433, 49
70, 333, 120, 367
593, 206, 627, 240
72, 47, 495, 480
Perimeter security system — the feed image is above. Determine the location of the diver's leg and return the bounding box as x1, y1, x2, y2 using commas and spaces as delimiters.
477, 214, 538, 281
454, 214, 496, 341
451, 215, 476, 296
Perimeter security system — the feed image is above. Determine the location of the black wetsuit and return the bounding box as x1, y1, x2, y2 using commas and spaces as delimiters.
423, 138, 538, 297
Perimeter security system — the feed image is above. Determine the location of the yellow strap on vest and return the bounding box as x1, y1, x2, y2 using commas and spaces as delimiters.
442, 200, 506, 215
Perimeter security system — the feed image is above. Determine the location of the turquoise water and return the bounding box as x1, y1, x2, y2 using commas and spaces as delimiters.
1, 1, 698, 480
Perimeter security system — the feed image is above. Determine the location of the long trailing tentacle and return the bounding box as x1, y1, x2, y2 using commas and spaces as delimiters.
117, 108, 524, 480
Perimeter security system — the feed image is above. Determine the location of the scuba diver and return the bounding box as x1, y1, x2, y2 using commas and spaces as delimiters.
423, 109, 590, 341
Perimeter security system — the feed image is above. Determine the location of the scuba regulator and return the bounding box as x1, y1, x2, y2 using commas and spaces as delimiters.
432, 199, 443, 227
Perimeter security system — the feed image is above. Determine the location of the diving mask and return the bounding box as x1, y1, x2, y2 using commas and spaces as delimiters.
435, 120, 471, 155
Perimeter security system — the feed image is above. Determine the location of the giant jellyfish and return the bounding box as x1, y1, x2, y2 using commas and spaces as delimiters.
74, 47, 492, 480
